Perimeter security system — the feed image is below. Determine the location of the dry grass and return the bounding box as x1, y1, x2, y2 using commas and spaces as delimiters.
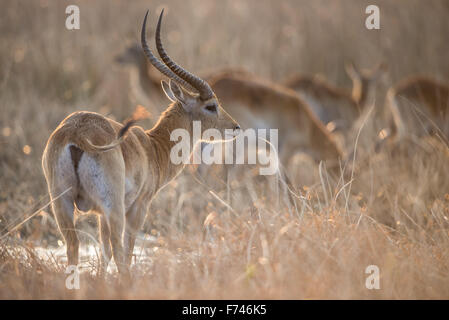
1, 0, 449, 299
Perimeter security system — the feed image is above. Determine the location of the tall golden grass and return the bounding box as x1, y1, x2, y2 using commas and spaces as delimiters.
1, 0, 449, 299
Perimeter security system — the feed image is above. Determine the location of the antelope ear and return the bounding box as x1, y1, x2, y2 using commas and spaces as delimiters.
169, 80, 186, 103
344, 61, 359, 80
161, 80, 176, 103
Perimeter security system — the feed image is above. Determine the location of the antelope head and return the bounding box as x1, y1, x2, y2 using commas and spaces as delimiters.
115, 43, 142, 66
345, 61, 387, 107
141, 10, 240, 141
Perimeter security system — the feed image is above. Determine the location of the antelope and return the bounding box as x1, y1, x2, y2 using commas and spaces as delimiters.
114, 43, 167, 115
386, 76, 449, 143
283, 63, 386, 151
42, 10, 240, 275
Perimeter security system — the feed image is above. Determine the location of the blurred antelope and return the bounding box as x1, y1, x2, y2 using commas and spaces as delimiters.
283, 63, 386, 150
386, 76, 449, 143
114, 43, 167, 114
208, 71, 343, 164
42, 10, 240, 275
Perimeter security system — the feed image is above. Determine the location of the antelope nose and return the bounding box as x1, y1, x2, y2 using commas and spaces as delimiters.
233, 125, 241, 137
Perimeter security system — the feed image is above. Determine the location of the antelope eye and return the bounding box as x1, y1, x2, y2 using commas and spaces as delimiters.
205, 104, 217, 113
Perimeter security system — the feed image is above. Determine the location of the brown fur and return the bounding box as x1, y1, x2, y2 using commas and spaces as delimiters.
387, 76, 449, 142
282, 63, 386, 153
283, 74, 359, 132
283, 63, 385, 134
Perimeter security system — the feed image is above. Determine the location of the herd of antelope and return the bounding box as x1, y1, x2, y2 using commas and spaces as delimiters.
42, 10, 449, 276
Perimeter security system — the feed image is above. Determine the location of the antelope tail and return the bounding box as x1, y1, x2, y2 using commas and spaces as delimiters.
85, 119, 136, 152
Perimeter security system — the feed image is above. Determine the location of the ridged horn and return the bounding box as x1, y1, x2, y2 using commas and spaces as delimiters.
140, 10, 197, 93
155, 9, 214, 101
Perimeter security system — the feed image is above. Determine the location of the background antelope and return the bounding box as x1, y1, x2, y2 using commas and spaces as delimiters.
114, 42, 172, 116
208, 71, 343, 164
283, 63, 386, 153
386, 75, 449, 144
41, 10, 239, 274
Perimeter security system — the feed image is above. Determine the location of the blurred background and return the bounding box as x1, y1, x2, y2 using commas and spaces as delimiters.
1, 0, 449, 299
